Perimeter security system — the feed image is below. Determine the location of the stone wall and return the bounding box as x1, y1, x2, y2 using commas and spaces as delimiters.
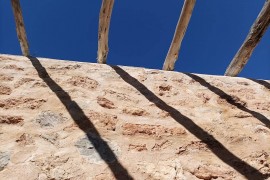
0, 55, 270, 179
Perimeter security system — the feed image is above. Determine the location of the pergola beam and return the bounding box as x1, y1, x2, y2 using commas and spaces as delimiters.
97, 0, 114, 64
163, 0, 196, 71
11, 0, 30, 56
225, 0, 270, 77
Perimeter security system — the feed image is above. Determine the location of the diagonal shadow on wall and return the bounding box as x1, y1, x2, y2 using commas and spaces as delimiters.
111, 65, 269, 180
185, 73, 270, 129
28, 56, 133, 180
248, 78, 270, 90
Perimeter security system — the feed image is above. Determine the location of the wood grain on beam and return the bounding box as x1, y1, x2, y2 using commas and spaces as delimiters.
163, 0, 196, 71
97, 0, 114, 64
11, 0, 30, 56
225, 0, 270, 76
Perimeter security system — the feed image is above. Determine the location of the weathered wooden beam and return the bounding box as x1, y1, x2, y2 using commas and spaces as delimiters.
163, 0, 196, 71
225, 0, 270, 77
97, 0, 114, 64
10, 0, 30, 56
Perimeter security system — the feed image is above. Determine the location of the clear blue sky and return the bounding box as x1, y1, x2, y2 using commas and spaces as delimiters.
1, 0, 269, 79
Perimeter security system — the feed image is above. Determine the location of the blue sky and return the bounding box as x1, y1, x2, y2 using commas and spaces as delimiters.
1, 0, 269, 79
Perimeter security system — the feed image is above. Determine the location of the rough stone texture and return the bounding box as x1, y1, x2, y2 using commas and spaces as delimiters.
0, 54, 270, 179
75, 133, 121, 164
35, 111, 66, 127
0, 84, 12, 95
0, 152, 10, 171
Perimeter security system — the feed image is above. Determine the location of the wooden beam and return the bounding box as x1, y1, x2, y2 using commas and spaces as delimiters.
11, 0, 30, 56
97, 0, 114, 64
163, 0, 196, 71
225, 0, 270, 77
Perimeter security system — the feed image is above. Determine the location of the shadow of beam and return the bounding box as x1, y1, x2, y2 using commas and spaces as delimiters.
248, 78, 270, 90
111, 66, 269, 180
28, 56, 133, 180
185, 73, 270, 129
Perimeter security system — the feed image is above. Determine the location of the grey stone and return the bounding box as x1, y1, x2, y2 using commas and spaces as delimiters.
75, 133, 120, 164
0, 152, 10, 171
36, 111, 66, 127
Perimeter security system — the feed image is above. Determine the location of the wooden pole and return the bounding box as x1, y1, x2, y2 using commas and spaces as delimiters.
10, 0, 30, 56
97, 0, 114, 64
163, 0, 196, 71
225, 0, 270, 77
